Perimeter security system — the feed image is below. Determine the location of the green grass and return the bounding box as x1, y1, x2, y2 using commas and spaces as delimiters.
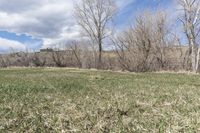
1, 68, 200, 132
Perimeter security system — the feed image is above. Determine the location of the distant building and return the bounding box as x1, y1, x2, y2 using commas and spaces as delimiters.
40, 48, 54, 52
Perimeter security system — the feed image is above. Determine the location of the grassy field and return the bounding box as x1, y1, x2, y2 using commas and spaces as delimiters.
0, 68, 200, 132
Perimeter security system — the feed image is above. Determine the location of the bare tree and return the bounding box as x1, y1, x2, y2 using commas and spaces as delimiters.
14, 50, 31, 67
32, 52, 46, 67
0, 55, 10, 67
75, 0, 116, 68
51, 49, 67, 67
69, 41, 82, 68
177, 0, 200, 72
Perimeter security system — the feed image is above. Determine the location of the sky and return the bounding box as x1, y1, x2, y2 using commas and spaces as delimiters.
0, 0, 176, 53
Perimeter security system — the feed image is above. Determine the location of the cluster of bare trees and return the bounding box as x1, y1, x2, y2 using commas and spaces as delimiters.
112, 12, 171, 72
0, 0, 200, 72
0, 51, 44, 67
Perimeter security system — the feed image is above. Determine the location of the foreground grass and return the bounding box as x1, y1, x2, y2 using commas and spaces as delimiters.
0, 68, 200, 132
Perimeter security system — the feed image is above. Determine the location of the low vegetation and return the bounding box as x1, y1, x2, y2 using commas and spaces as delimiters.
0, 68, 200, 132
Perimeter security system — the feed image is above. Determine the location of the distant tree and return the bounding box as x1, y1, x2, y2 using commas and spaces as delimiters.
32, 52, 46, 67
75, 0, 116, 68
69, 41, 82, 68
0, 55, 10, 67
51, 49, 66, 67
16, 50, 30, 67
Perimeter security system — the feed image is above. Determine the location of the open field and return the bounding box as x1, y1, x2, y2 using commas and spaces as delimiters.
1, 68, 200, 132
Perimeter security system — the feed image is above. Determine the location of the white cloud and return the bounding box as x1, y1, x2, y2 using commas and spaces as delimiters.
116, 0, 135, 11
0, 37, 26, 52
0, 0, 78, 48
0, 0, 134, 49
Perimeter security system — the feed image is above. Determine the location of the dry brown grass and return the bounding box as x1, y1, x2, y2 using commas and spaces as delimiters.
0, 68, 200, 132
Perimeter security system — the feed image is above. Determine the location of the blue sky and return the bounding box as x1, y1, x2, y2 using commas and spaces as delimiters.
115, 0, 174, 27
0, 0, 176, 53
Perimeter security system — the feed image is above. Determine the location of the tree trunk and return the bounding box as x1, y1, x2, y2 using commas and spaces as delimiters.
191, 42, 196, 72
195, 47, 200, 72
98, 41, 102, 69
190, 34, 198, 73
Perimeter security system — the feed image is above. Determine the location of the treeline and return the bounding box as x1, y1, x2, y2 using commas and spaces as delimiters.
0, 43, 188, 72
1, 0, 200, 73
